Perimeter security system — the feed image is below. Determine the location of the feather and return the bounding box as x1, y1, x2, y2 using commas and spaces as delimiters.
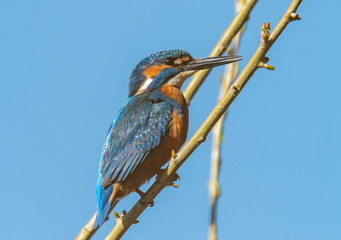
100, 90, 175, 187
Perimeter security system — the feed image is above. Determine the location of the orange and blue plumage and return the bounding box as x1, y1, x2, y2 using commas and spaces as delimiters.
94, 49, 241, 227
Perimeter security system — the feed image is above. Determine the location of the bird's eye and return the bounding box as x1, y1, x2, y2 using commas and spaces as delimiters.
165, 58, 175, 65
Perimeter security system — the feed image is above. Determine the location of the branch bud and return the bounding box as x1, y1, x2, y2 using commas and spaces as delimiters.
264, 64, 275, 70
261, 22, 271, 40
113, 211, 119, 219
258, 61, 275, 70
121, 210, 127, 217
171, 149, 177, 159
170, 183, 179, 188
288, 12, 301, 21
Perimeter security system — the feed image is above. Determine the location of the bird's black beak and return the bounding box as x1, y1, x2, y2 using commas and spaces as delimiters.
184, 55, 242, 71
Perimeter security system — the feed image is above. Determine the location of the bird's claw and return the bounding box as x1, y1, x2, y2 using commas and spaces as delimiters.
173, 172, 180, 181
135, 188, 154, 207
155, 169, 163, 182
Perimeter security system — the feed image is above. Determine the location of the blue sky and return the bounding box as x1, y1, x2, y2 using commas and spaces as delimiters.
0, 1, 340, 239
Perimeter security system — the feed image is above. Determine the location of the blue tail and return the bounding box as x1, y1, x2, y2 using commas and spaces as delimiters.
94, 171, 114, 228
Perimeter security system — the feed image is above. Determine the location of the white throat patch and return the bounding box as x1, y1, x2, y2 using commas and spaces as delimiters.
134, 70, 195, 95
135, 78, 153, 95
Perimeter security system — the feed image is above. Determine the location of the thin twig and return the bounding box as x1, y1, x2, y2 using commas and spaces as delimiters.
75, 1, 258, 239
183, 0, 258, 103
208, 1, 246, 239
76, 214, 97, 240
104, 1, 302, 239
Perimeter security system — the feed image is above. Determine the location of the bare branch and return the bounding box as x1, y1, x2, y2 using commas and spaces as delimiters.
183, 0, 258, 103
76, 0, 302, 239
209, 1, 246, 239
76, 1, 258, 239
104, 1, 302, 239
76, 214, 97, 240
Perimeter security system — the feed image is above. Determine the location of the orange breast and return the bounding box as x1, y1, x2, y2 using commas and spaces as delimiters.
114, 84, 189, 195
160, 84, 189, 142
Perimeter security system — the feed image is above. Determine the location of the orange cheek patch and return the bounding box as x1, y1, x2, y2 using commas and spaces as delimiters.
143, 64, 169, 78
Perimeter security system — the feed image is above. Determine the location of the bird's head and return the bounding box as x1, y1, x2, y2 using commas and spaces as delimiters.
128, 49, 242, 97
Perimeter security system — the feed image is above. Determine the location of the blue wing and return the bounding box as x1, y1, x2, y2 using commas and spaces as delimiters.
100, 91, 174, 188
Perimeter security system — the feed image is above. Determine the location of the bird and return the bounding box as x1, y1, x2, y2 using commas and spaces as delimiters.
94, 49, 241, 227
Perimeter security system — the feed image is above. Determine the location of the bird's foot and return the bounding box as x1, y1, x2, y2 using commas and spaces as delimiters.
155, 168, 180, 182
155, 169, 163, 182
135, 188, 154, 207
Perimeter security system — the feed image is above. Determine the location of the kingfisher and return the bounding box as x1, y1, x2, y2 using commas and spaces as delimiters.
94, 49, 241, 227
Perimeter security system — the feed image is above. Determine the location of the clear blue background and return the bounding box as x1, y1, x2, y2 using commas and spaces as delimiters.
0, 1, 340, 239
